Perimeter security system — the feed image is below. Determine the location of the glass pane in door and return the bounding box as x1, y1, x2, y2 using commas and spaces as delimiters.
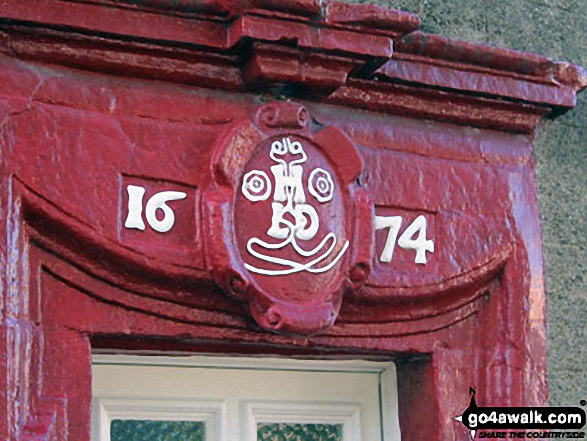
110, 420, 205, 441
257, 422, 343, 441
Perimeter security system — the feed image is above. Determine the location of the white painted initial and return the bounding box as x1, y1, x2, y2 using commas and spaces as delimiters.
271, 164, 305, 203
266, 138, 315, 241
241, 137, 348, 276
267, 202, 319, 241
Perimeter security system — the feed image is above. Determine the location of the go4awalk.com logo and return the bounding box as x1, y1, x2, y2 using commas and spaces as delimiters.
454, 388, 586, 439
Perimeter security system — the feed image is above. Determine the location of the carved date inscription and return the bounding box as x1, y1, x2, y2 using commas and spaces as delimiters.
125, 185, 186, 233
120, 181, 435, 266
375, 215, 435, 264
119, 176, 201, 267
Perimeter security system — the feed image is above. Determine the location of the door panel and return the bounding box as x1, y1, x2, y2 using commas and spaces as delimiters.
91, 356, 400, 441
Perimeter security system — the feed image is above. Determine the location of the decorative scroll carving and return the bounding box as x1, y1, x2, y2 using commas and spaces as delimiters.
204, 101, 371, 335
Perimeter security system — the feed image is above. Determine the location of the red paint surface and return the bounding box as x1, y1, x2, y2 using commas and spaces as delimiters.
0, 1, 585, 440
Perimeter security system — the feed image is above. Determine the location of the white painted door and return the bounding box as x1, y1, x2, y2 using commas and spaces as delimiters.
91, 355, 400, 441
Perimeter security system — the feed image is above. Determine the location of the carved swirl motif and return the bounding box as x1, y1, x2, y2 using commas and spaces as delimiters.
309, 168, 334, 202
242, 170, 272, 202
241, 137, 349, 276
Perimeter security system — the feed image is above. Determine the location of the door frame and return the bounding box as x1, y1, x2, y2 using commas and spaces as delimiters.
91, 354, 400, 441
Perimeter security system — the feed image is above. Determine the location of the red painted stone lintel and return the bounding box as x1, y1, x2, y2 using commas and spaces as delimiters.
0, 0, 585, 134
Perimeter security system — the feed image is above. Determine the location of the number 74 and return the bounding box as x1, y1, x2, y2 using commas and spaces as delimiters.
375, 215, 435, 264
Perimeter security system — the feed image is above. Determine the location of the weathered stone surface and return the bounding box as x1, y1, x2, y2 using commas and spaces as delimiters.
345, 0, 587, 406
